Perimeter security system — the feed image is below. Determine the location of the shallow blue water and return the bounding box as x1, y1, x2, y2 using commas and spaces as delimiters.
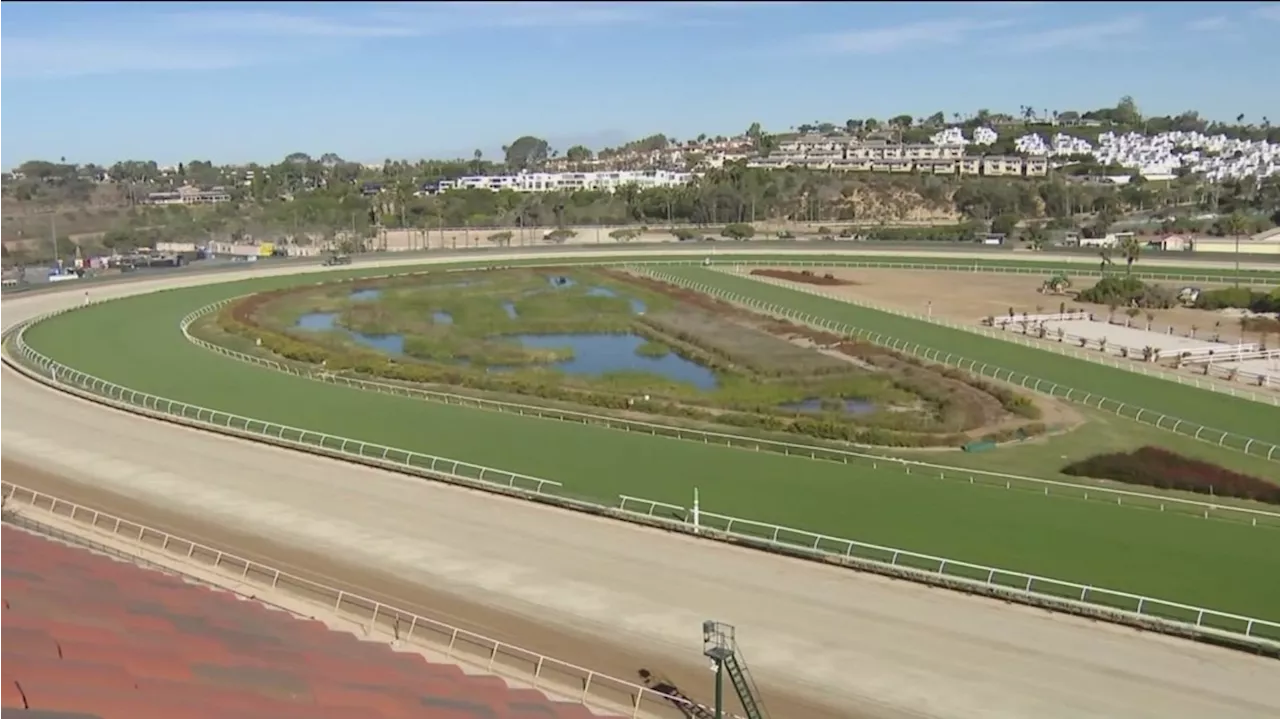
296, 309, 699, 384
349, 288, 382, 301
585, 286, 647, 313
780, 398, 877, 415
507, 333, 717, 389
432, 311, 454, 325
295, 312, 405, 354
502, 301, 519, 319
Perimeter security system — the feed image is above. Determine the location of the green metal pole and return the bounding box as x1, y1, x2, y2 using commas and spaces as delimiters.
714, 658, 724, 719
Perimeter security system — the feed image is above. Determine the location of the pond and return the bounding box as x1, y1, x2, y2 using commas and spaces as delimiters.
293, 312, 709, 387
349, 288, 383, 301
294, 312, 405, 354
501, 301, 519, 319
506, 333, 718, 389
547, 275, 576, 288
586, 286, 647, 314
780, 398, 877, 416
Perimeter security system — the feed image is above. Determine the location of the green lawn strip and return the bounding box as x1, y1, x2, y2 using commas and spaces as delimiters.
890, 405, 1280, 516
665, 267, 1280, 448
20, 280, 1280, 623
190, 305, 1280, 524
737, 254, 1280, 282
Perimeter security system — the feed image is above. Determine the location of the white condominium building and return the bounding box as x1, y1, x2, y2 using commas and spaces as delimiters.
437, 170, 693, 193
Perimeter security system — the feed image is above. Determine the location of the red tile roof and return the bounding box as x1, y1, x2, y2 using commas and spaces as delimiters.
1, 526, 603, 719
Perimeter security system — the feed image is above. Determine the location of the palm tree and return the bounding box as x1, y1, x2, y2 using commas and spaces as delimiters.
1025, 222, 1048, 251
1120, 236, 1142, 274
1222, 211, 1250, 287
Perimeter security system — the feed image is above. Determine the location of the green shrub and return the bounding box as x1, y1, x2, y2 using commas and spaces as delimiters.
1077, 276, 1178, 309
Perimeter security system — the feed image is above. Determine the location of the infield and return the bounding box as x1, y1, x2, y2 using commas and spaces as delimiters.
662, 266, 1280, 447
16, 255, 1280, 624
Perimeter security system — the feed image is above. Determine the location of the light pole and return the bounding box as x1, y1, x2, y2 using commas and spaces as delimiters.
1235, 232, 1241, 289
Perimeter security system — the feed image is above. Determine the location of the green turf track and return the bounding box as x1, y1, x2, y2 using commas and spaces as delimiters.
705, 255, 1280, 282
662, 267, 1280, 449
16, 257, 1280, 622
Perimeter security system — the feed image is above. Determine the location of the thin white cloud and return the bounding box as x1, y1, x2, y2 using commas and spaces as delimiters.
1186, 16, 1231, 32
1254, 5, 1280, 22
163, 10, 421, 38
806, 18, 1018, 55
1, 37, 270, 79
376, 1, 769, 31
1006, 15, 1144, 53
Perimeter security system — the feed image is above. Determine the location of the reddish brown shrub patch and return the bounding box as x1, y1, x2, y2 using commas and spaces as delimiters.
749, 269, 855, 286
1062, 447, 1279, 504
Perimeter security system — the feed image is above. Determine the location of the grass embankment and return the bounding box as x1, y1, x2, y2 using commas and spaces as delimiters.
21, 271, 1280, 623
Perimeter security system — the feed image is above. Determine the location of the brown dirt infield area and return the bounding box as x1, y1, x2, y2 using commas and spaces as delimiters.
791, 267, 1261, 341
748, 267, 1280, 397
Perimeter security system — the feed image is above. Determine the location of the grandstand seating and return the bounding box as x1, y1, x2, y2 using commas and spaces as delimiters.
0, 525, 603, 718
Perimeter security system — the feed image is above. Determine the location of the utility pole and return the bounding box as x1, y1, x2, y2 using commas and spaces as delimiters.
50, 215, 59, 268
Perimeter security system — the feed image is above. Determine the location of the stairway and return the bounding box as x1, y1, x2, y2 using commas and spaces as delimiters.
723, 650, 767, 719
702, 621, 768, 719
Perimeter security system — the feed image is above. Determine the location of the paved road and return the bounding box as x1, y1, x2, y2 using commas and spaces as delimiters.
4, 249, 1278, 719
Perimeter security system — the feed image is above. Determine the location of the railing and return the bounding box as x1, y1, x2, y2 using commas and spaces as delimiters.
616, 495, 1280, 646
6, 314, 1280, 651
987, 320, 1277, 388
9, 308, 562, 497
0, 483, 710, 719
178, 299, 1280, 526
703, 257, 1280, 284
640, 269, 1280, 461
730, 268, 1280, 404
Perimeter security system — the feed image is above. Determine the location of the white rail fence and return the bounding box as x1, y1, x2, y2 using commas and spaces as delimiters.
639, 268, 1280, 461
2, 269, 1280, 649
729, 268, 1280, 404
0, 483, 712, 719
986, 317, 1276, 388
701, 257, 1280, 284
5, 313, 1280, 649
614, 495, 1280, 646
180, 298, 1280, 526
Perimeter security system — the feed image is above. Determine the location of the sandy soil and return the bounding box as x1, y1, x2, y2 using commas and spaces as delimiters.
6, 250, 1280, 719
766, 267, 1279, 394
808, 268, 1268, 341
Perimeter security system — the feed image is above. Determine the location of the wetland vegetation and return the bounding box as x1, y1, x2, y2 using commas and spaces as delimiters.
206, 267, 1051, 448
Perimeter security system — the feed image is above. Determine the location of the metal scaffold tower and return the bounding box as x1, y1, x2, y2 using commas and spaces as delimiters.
702, 621, 769, 719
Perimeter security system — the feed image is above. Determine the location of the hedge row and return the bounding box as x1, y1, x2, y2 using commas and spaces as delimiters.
1062, 447, 1280, 505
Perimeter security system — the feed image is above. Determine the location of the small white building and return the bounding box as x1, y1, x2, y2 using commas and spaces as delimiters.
1147, 234, 1194, 251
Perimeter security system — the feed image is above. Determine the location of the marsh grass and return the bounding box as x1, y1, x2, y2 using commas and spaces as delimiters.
235, 267, 1046, 445
635, 340, 671, 359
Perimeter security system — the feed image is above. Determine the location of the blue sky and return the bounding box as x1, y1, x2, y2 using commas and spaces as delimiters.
3, 1, 1279, 168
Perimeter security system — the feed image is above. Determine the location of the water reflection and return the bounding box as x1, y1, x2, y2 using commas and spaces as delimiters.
780, 398, 877, 415
507, 333, 717, 389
